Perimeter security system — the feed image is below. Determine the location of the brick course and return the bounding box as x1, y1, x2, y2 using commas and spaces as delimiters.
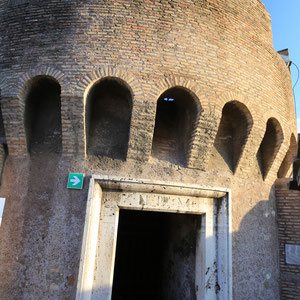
276, 179, 300, 299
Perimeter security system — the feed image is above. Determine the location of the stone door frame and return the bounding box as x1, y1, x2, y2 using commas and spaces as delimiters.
76, 176, 232, 300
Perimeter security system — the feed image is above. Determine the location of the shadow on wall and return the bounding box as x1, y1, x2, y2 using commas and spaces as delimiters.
0, 167, 281, 300
0, 155, 89, 300
231, 192, 280, 299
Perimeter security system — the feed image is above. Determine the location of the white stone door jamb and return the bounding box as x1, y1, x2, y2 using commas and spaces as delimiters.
75, 176, 232, 300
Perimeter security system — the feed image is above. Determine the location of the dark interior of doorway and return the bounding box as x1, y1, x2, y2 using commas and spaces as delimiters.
112, 209, 201, 300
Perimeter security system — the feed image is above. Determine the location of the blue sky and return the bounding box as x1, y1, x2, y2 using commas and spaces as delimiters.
261, 0, 300, 131
0, 198, 5, 225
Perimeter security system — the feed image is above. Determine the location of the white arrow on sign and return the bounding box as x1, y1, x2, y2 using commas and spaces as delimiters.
70, 176, 80, 186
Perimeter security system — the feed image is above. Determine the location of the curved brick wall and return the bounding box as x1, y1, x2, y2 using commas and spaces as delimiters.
0, 0, 297, 299
0, 0, 296, 169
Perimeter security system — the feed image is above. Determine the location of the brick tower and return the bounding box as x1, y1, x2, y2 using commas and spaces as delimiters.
0, 1, 296, 299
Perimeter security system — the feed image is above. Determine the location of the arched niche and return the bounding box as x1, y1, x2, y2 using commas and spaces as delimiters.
24, 76, 62, 154
85, 77, 132, 160
277, 133, 297, 178
257, 118, 284, 180
151, 87, 199, 166
213, 101, 253, 173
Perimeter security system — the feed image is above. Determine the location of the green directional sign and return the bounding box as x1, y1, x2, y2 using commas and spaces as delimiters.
67, 173, 84, 190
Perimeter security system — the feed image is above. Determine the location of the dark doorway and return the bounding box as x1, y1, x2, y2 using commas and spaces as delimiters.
112, 209, 201, 300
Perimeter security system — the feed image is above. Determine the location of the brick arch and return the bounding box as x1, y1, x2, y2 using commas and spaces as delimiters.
0, 68, 68, 156
152, 84, 203, 133
149, 75, 203, 107
212, 91, 259, 125
12, 67, 74, 157
15, 66, 69, 101
75, 66, 144, 102
220, 100, 254, 131
148, 76, 205, 167
74, 67, 145, 159
209, 92, 278, 177
148, 75, 204, 127
261, 110, 287, 140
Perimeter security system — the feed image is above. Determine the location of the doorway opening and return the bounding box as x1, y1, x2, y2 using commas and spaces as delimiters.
112, 209, 201, 300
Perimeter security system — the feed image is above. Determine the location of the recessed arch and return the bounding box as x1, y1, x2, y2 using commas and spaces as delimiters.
151, 86, 200, 166
277, 133, 297, 178
24, 75, 62, 154
16, 66, 67, 101
257, 118, 284, 180
85, 77, 132, 160
212, 101, 253, 173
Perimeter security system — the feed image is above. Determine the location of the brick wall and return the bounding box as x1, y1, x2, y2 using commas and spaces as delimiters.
276, 179, 300, 299
0, 0, 296, 179
0, 1, 297, 299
